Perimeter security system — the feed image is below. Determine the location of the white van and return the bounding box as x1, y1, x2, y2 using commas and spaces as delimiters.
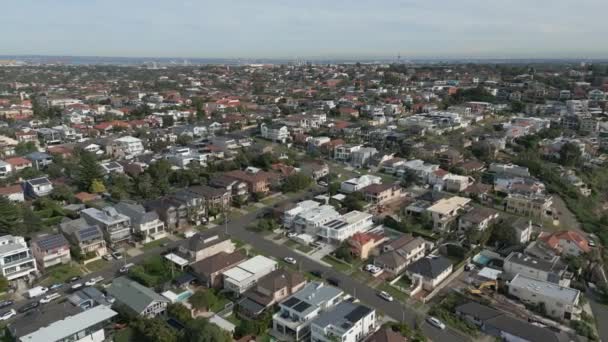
119, 263, 135, 273
27, 286, 48, 298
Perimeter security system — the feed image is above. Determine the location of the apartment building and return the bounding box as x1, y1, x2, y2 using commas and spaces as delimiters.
81, 207, 132, 246
508, 274, 581, 320
426, 196, 471, 231
316, 211, 374, 244
261, 123, 290, 143
273, 282, 344, 341
0, 235, 37, 280
374, 234, 430, 275
283, 200, 321, 229
223, 255, 278, 294
292, 205, 340, 235
503, 252, 570, 286
31, 234, 71, 271
505, 193, 552, 219
361, 183, 402, 204
109, 136, 144, 157
114, 202, 166, 243
310, 302, 376, 342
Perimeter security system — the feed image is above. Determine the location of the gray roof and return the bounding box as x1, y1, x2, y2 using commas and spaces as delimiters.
280, 282, 342, 317
107, 277, 169, 314
509, 274, 579, 304
8, 301, 82, 338
59, 218, 103, 243
313, 301, 373, 331
114, 201, 159, 225
26, 177, 51, 186
33, 234, 68, 252
406, 256, 452, 279
182, 231, 230, 252
26, 152, 52, 161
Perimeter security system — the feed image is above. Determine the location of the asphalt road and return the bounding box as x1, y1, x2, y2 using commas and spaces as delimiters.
10, 189, 469, 342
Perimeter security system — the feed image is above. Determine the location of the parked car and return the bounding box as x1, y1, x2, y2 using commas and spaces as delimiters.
364, 264, 375, 272
0, 300, 14, 309
49, 283, 64, 291
427, 316, 446, 330
39, 293, 61, 304
0, 309, 16, 321
102, 254, 113, 261
378, 291, 394, 302
588, 240, 596, 247
18, 302, 39, 313
85, 276, 104, 287
111, 252, 123, 260
318, 181, 328, 187
310, 270, 324, 278
284, 257, 297, 265
287, 232, 298, 238
68, 276, 82, 283
27, 286, 48, 298
119, 263, 135, 274
327, 277, 341, 286
71, 283, 84, 291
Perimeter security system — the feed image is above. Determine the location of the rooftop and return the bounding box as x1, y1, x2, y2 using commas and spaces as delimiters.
313, 301, 374, 331
509, 274, 579, 304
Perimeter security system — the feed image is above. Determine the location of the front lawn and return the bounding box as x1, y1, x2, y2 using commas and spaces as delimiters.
321, 255, 352, 273
85, 259, 109, 273
142, 238, 169, 251
41, 264, 83, 285
113, 327, 135, 342
377, 283, 409, 302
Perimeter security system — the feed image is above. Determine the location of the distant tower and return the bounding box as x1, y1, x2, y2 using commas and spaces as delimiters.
397, 52, 401, 64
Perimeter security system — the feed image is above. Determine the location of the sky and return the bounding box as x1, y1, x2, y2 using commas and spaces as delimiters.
2, 0, 608, 59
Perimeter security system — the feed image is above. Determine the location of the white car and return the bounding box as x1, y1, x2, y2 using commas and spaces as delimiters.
39, 293, 61, 304
378, 291, 394, 302
284, 257, 297, 265
85, 276, 104, 287
287, 232, 298, 238
71, 283, 83, 291
427, 316, 446, 330
0, 309, 16, 321
370, 267, 382, 274
318, 181, 328, 187
364, 264, 376, 272
588, 240, 596, 247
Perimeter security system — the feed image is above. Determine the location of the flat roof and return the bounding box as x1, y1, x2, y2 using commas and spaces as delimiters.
19, 305, 117, 342
510, 274, 579, 304
223, 255, 276, 282
164, 253, 189, 267
427, 196, 471, 214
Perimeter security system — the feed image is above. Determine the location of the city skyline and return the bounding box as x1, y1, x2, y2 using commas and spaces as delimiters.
2, 0, 608, 59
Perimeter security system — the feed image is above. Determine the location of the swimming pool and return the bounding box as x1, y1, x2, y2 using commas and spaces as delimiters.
473, 253, 491, 266
175, 290, 193, 302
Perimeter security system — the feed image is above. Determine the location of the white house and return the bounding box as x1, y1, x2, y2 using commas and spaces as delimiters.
340, 175, 382, 193
261, 123, 290, 143
0, 235, 38, 281
406, 256, 453, 291
292, 205, 340, 235
317, 211, 374, 244
426, 196, 471, 231
110, 136, 144, 158
310, 302, 376, 342
223, 255, 278, 294
283, 200, 320, 229
508, 274, 581, 320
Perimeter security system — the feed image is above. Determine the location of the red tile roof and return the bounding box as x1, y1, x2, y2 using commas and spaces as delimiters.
538, 230, 591, 254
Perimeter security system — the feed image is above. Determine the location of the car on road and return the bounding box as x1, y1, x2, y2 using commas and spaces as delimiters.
49, 283, 64, 291
85, 276, 104, 287
427, 316, 446, 330
0, 309, 16, 321
0, 300, 14, 309
39, 293, 61, 304
326, 277, 341, 286
287, 232, 298, 238
27, 286, 48, 298
120, 263, 135, 274
102, 254, 113, 261
378, 291, 394, 302
71, 283, 84, 291
310, 270, 324, 278
284, 257, 297, 265
111, 252, 123, 260
68, 276, 82, 283
318, 181, 328, 187
588, 240, 596, 247
18, 302, 39, 313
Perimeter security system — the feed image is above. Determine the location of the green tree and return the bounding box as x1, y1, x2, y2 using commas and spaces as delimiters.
135, 173, 157, 199
176, 134, 193, 146
50, 184, 75, 202
559, 142, 582, 167
343, 192, 365, 211
89, 179, 106, 194
0, 276, 8, 293
189, 290, 218, 312
15, 142, 38, 156
162, 115, 175, 128
282, 174, 313, 193
167, 303, 192, 323
76, 151, 103, 191
334, 241, 353, 262
146, 159, 172, 194
131, 318, 178, 342
184, 318, 232, 342
21, 205, 43, 234
0, 197, 22, 235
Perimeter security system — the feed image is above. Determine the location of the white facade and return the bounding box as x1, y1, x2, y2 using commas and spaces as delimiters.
0, 161, 12, 178
340, 175, 382, 193
283, 200, 320, 229
426, 196, 471, 231
508, 274, 580, 320
317, 211, 374, 243
0, 235, 37, 281
112, 136, 144, 157
223, 255, 278, 294
292, 205, 340, 235
310, 302, 376, 342
261, 124, 290, 143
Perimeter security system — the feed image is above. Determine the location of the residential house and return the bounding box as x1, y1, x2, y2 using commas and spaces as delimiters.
340, 175, 382, 194
165, 146, 207, 168
503, 252, 570, 286
114, 201, 166, 243
374, 234, 430, 275
5, 157, 32, 171
109, 136, 144, 158
31, 234, 71, 271
400, 159, 439, 182
188, 185, 231, 209
283, 200, 321, 229
0, 235, 37, 281
405, 256, 453, 291
209, 175, 249, 203
458, 207, 499, 232
144, 196, 189, 231
310, 302, 376, 342
0, 160, 11, 178
23, 176, 53, 198
366, 328, 408, 342
361, 183, 402, 205
508, 274, 581, 320
107, 276, 169, 317
292, 205, 340, 235
426, 196, 471, 231
381, 158, 407, 175
190, 251, 247, 288
456, 302, 572, 342
12, 304, 118, 342
177, 231, 235, 263
334, 144, 362, 163
0, 184, 25, 202
261, 123, 290, 143
238, 269, 307, 318
317, 211, 374, 244
272, 282, 344, 341
299, 161, 329, 181
100, 161, 124, 174
505, 193, 552, 219
81, 207, 132, 246
348, 232, 387, 260
537, 230, 591, 256
225, 169, 271, 194
25, 152, 53, 170
59, 218, 107, 257
223, 255, 279, 294
438, 149, 464, 168
511, 218, 533, 244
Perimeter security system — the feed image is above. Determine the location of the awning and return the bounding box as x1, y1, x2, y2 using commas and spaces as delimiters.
164, 253, 189, 268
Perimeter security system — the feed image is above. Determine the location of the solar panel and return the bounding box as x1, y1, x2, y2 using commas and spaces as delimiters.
293, 301, 311, 313
79, 226, 101, 241
283, 297, 300, 308
37, 234, 67, 251
345, 305, 372, 323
